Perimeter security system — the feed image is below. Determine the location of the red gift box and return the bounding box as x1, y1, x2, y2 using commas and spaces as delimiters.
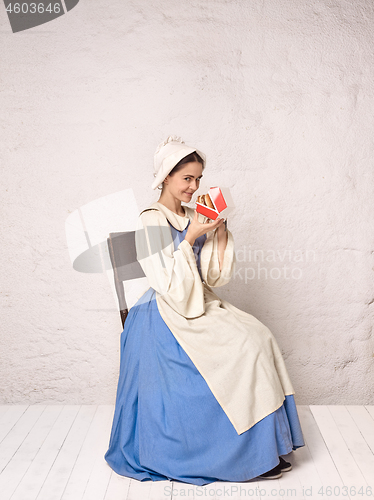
196, 187, 229, 220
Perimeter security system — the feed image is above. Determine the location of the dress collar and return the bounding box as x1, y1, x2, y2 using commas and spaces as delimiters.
146, 201, 193, 231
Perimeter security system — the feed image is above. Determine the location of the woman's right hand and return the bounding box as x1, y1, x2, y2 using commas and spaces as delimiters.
184, 210, 225, 246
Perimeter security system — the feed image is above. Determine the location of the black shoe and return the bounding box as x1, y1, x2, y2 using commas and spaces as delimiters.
258, 463, 282, 479
279, 456, 292, 472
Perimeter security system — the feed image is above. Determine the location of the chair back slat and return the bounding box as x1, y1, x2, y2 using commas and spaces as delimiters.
107, 231, 145, 328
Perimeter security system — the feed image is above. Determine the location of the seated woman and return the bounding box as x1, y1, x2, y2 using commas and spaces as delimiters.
104, 136, 305, 486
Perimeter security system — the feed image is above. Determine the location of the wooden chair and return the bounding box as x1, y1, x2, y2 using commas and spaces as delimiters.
107, 231, 145, 328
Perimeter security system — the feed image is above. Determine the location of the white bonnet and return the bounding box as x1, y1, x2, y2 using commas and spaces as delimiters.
152, 135, 206, 190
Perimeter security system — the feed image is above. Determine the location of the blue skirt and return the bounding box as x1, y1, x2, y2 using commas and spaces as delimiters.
105, 288, 305, 486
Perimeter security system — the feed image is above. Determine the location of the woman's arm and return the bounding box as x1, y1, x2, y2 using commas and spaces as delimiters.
135, 210, 205, 318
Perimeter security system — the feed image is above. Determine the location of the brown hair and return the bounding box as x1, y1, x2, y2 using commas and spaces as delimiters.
158, 152, 205, 191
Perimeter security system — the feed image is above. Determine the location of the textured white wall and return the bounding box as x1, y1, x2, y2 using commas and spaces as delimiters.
1, 0, 373, 405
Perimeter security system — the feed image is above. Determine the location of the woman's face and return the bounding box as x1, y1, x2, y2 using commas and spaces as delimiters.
163, 161, 203, 202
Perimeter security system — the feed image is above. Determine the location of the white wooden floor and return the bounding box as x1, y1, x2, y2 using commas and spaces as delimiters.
0, 405, 373, 500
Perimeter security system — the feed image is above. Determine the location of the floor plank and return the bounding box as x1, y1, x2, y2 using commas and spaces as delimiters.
256, 477, 285, 500
0, 405, 29, 444
80, 406, 115, 500
149, 479, 173, 500
0, 405, 45, 474
0, 405, 12, 420
36, 405, 97, 500
103, 471, 131, 500
61, 405, 114, 500
303, 405, 350, 499
365, 406, 374, 421
0, 405, 63, 500
10, 405, 81, 500
329, 405, 374, 488
296, 406, 324, 494
0, 405, 373, 500
310, 405, 366, 493
126, 478, 152, 500
347, 406, 374, 454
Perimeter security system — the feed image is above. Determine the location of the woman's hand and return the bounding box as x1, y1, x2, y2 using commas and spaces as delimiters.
184, 210, 225, 247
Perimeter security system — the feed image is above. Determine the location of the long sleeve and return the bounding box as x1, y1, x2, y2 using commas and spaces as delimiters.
135, 210, 205, 318
200, 227, 236, 287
